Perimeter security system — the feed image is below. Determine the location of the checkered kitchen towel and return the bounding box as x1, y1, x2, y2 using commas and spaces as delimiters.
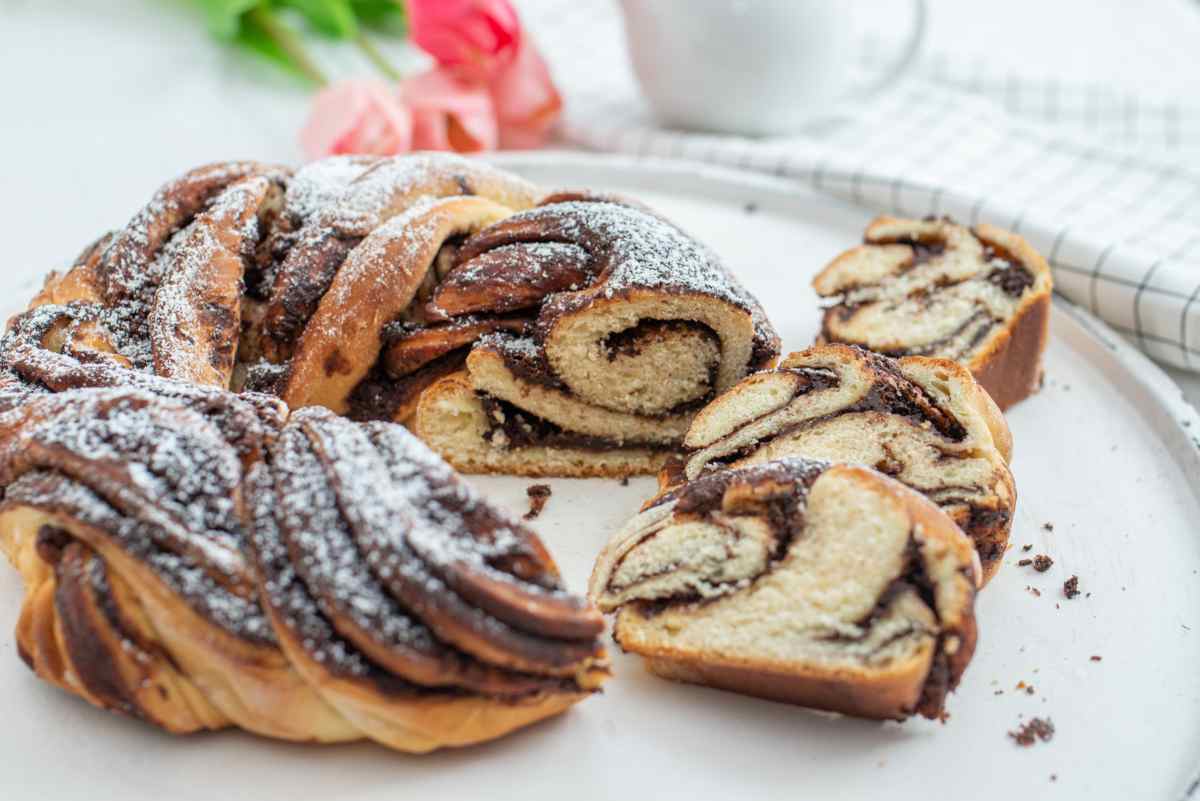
521, 0, 1200, 373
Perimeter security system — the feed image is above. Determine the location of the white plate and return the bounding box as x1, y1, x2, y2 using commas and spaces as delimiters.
1, 153, 1198, 801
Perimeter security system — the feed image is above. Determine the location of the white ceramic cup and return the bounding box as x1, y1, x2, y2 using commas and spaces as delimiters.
619, 0, 926, 136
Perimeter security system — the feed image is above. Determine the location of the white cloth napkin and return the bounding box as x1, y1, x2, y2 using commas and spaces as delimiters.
522, 0, 1200, 373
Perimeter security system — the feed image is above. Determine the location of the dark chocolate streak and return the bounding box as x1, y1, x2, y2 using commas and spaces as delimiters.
54, 546, 141, 718
478, 395, 661, 452
348, 349, 468, 421
692, 356, 964, 476
487, 330, 722, 418
603, 319, 716, 360
680, 367, 840, 466
821, 224, 1035, 351
657, 459, 828, 557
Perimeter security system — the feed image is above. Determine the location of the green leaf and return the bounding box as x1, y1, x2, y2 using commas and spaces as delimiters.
281, 0, 359, 38
233, 9, 307, 77
195, 0, 261, 39
351, 0, 406, 33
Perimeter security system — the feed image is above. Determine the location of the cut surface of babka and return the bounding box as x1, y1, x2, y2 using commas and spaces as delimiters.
814, 216, 1051, 409
411, 198, 779, 477
666, 344, 1014, 582
590, 458, 979, 721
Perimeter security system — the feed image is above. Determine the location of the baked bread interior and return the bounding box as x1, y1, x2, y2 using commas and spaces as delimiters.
814, 216, 1052, 409
591, 458, 979, 721
666, 344, 1015, 582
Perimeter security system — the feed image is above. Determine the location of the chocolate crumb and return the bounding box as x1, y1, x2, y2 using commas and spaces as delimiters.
1026, 585, 1041, 597
1018, 558, 1032, 567
743, 202, 759, 214
1009, 717, 1055, 746
1022, 544, 1033, 552
1050, 774, 1058, 782
619, 476, 630, 486
1042, 522, 1054, 532
523, 484, 552, 520
1033, 554, 1053, 572
1090, 655, 1102, 662
994, 690, 1004, 695
1063, 575, 1080, 599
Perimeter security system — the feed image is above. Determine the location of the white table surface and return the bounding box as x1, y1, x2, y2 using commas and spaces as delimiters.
2, 0, 1198, 412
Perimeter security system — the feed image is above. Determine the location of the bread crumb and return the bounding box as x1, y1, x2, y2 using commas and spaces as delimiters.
523, 484, 552, 520
1009, 717, 1055, 746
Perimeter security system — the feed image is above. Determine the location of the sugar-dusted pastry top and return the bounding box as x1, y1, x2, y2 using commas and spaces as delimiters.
0, 382, 608, 752
6, 155, 775, 421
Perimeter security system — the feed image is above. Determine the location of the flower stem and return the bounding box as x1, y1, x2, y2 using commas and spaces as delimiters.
248, 6, 327, 85
356, 33, 403, 82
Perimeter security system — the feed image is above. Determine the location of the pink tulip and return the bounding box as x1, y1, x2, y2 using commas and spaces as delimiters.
488, 35, 562, 148
300, 79, 412, 158
407, 0, 521, 83
403, 68, 498, 153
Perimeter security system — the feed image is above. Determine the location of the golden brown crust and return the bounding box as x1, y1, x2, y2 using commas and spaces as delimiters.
966, 290, 1050, 412
279, 195, 513, 412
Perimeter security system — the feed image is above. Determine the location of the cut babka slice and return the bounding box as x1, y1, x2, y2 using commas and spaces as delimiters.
412, 199, 779, 477
814, 216, 1052, 409
590, 458, 979, 721
665, 344, 1015, 582
0, 384, 608, 753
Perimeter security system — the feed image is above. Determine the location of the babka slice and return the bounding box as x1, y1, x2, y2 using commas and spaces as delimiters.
666, 344, 1015, 582
590, 458, 979, 721
814, 216, 1052, 409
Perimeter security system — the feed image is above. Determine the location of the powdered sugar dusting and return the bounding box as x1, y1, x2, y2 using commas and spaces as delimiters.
15, 390, 249, 575
6, 468, 272, 644
268, 415, 444, 658
284, 156, 378, 225
149, 177, 269, 382
323, 153, 532, 236
496, 201, 756, 307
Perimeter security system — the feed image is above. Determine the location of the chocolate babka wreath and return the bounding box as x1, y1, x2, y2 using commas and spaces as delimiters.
813, 216, 1052, 410
589, 458, 979, 721
661, 344, 1016, 583
0, 152, 782, 750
